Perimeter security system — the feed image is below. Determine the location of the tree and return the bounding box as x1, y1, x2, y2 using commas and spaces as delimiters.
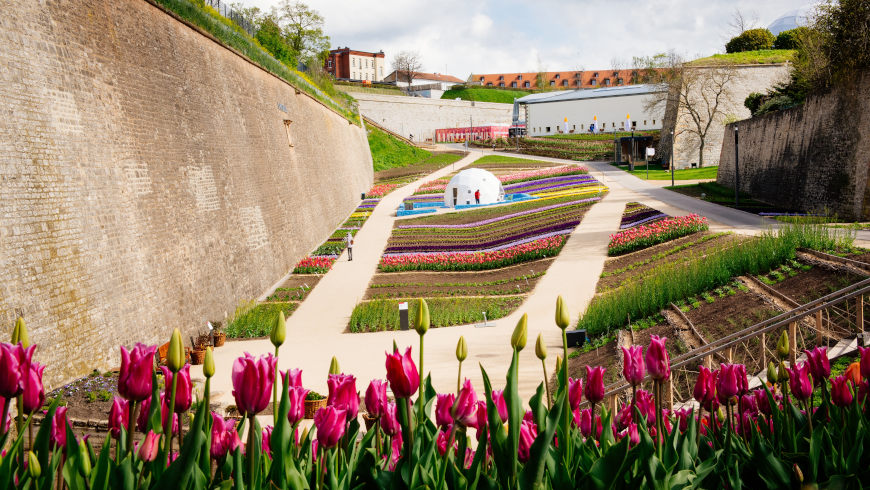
630, 52, 676, 83
728, 8, 757, 36
276, 1, 330, 65
773, 27, 810, 50
392, 51, 423, 85
646, 57, 737, 167
725, 28, 775, 53
255, 14, 297, 67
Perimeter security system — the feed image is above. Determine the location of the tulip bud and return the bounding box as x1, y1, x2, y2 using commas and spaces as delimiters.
203, 347, 215, 378
456, 336, 467, 362
414, 299, 430, 335
27, 451, 40, 478
535, 333, 547, 360
777, 331, 790, 360
511, 314, 528, 351
167, 328, 185, 373
12, 317, 29, 348
778, 361, 789, 384
328, 356, 340, 375
78, 439, 91, 477
793, 463, 804, 483
270, 312, 286, 348
392, 340, 399, 353
767, 361, 778, 383
555, 296, 570, 330
556, 356, 563, 374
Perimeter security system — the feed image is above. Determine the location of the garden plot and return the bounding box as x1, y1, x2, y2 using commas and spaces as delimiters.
608, 202, 709, 256
351, 157, 607, 332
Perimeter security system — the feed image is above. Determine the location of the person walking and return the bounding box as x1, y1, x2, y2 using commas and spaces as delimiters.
346, 232, 354, 261
474, 189, 480, 204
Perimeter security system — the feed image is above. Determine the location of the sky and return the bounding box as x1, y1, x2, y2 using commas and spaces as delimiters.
234, 0, 814, 79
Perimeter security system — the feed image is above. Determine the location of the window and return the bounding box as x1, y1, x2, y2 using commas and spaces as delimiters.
612, 122, 615, 128
546, 127, 551, 132
632, 121, 637, 128
511, 81, 517, 87
517, 75, 523, 80
327, 60, 333, 68
581, 124, 584, 130
486, 82, 493, 86
499, 75, 504, 80
555, 74, 560, 79
283, 120, 293, 147
644, 120, 647, 125
550, 80, 555, 86
652, 119, 656, 125
499, 82, 505, 87
523, 81, 530, 88
590, 79, 597, 86
575, 80, 581, 86
480, 76, 485, 81
562, 80, 568, 86
572, 124, 576, 130
604, 78, 610, 86
592, 72, 598, 77
352, 58, 356, 67
617, 78, 623, 85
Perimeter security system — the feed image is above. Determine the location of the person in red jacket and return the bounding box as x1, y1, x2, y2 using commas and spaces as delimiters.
474, 189, 480, 204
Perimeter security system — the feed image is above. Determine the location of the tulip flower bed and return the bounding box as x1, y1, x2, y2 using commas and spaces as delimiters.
349, 296, 525, 332
619, 202, 668, 230
379, 235, 567, 272
607, 214, 709, 256
5, 295, 870, 490
412, 165, 590, 196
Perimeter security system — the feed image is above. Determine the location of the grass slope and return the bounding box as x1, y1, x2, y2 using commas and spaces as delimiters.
441, 87, 530, 103
368, 126, 431, 172
690, 49, 796, 65
610, 163, 719, 180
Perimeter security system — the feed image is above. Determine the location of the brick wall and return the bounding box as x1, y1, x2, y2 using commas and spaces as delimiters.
718, 74, 870, 220
0, 0, 373, 388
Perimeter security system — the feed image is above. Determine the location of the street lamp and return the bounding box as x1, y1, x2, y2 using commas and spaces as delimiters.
734, 126, 739, 206
670, 130, 675, 187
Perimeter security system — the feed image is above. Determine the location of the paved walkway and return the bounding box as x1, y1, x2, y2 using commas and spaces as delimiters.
198, 150, 850, 408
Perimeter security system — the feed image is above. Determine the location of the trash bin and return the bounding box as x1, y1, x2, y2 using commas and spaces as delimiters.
361, 192, 367, 200
404, 202, 414, 211
399, 302, 409, 331
566, 329, 587, 347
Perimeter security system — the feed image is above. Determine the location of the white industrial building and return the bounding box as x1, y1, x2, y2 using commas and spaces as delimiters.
518, 85, 667, 136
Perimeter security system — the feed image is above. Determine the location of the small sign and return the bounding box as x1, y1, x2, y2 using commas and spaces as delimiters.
398, 302, 408, 311
646, 147, 656, 157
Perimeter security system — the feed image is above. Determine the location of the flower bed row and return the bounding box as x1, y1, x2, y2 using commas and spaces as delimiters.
292, 256, 338, 274
396, 197, 601, 230
608, 214, 709, 256
619, 202, 668, 230
412, 165, 587, 195
349, 296, 524, 332
379, 235, 567, 272
365, 183, 399, 198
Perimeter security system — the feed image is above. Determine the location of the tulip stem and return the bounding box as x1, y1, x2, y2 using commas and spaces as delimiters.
273, 347, 279, 426
804, 399, 813, 433
16, 396, 24, 464
541, 359, 551, 409
247, 414, 256, 487
128, 402, 139, 456
561, 328, 570, 460
375, 419, 382, 456
0, 400, 8, 440
164, 375, 178, 464
418, 334, 425, 426
457, 360, 462, 395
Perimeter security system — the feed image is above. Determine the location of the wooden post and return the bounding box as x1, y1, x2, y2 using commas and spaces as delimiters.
667, 378, 674, 410
608, 394, 618, 415
815, 310, 823, 346
761, 332, 767, 368
858, 295, 865, 337
704, 355, 712, 370
727, 347, 733, 363
788, 322, 797, 367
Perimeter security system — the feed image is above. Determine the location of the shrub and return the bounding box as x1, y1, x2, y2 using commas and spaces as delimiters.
726, 28, 775, 53
773, 27, 810, 49
744, 92, 765, 116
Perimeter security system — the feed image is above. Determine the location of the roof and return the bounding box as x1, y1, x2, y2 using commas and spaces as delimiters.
517, 84, 666, 104
329, 47, 385, 57
469, 69, 664, 89
384, 71, 464, 83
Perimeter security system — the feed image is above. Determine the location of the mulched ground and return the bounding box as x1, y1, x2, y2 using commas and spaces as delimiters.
46, 371, 121, 421
564, 339, 623, 387
771, 264, 864, 304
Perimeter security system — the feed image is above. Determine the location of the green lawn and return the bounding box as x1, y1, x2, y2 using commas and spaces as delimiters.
666, 181, 788, 213
368, 126, 431, 172
441, 87, 531, 103
610, 162, 718, 180
473, 155, 552, 165
690, 49, 796, 66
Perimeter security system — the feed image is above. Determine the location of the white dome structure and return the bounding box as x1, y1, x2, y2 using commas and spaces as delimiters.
443, 168, 505, 208
768, 5, 814, 36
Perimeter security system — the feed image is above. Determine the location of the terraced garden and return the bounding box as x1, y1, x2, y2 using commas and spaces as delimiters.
350, 156, 607, 332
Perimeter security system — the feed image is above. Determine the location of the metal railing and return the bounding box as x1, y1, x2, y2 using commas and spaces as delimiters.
203, 0, 257, 37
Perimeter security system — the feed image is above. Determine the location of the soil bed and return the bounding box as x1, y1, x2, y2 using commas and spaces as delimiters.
267, 275, 323, 301
770, 264, 864, 304
45, 371, 121, 421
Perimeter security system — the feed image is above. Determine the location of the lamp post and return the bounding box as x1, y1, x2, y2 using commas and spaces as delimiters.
734, 126, 739, 206
670, 130, 675, 187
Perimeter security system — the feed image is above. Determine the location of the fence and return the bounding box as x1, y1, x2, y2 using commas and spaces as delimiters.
203, 0, 257, 37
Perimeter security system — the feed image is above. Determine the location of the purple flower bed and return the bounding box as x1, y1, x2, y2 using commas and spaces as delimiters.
505, 177, 600, 195
383, 228, 574, 256
396, 197, 601, 230
384, 220, 582, 254
619, 202, 670, 230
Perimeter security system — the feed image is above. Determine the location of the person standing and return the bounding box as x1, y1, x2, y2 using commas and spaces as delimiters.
346, 232, 354, 261
474, 189, 480, 204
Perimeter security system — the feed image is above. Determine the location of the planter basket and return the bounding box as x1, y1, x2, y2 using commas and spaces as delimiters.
304, 398, 326, 419
190, 348, 206, 365
213, 332, 226, 347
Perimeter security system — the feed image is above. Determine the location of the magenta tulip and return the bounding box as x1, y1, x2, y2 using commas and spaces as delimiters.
753, 389, 772, 415
635, 389, 656, 426
453, 379, 478, 428
491, 390, 508, 423
568, 377, 583, 410
740, 393, 758, 414
804, 347, 830, 386
473, 400, 488, 431
138, 394, 178, 434
693, 366, 717, 409
21, 361, 46, 414
381, 402, 400, 436
735, 364, 749, 395
314, 406, 347, 448
673, 408, 691, 432
138, 431, 160, 462
621, 345, 645, 386
231, 353, 276, 416
119, 343, 156, 402
0, 343, 34, 398
327, 374, 359, 420
788, 362, 813, 401
645, 335, 670, 381
830, 375, 853, 407
435, 393, 456, 429
436, 429, 452, 456
626, 422, 640, 445
262, 425, 273, 458
210, 413, 241, 459
576, 408, 595, 437
716, 364, 740, 405
859, 346, 870, 380
365, 379, 388, 418
161, 364, 193, 413
284, 368, 303, 388
518, 419, 537, 463
585, 366, 606, 404
109, 397, 129, 439
50, 406, 68, 449
385, 347, 419, 399
287, 386, 309, 425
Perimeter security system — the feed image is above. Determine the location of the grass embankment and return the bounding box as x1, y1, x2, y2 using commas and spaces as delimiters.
610, 162, 719, 180
690, 49, 796, 65
349, 297, 524, 332
368, 126, 431, 172
579, 220, 855, 336
441, 87, 531, 103
152, 0, 356, 122
227, 302, 298, 338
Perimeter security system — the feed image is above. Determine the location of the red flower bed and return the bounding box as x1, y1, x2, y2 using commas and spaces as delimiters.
292, 256, 336, 274
608, 215, 708, 256
379, 236, 566, 272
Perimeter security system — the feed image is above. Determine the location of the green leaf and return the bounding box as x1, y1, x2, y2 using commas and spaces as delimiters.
519, 388, 564, 489
589, 436, 631, 490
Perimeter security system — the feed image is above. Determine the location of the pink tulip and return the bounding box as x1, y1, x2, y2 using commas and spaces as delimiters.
518, 419, 537, 463
109, 397, 129, 439
622, 422, 639, 446
716, 364, 740, 405
735, 364, 749, 395
436, 429, 453, 456
21, 361, 46, 414
472, 400, 488, 431
0, 343, 34, 398
645, 336, 670, 381
381, 402, 400, 436
138, 431, 160, 462
383, 432, 402, 470
119, 344, 156, 402
635, 389, 657, 426
138, 394, 178, 434
621, 346, 645, 386
287, 386, 309, 425
365, 379, 388, 418
385, 347, 419, 399
314, 406, 347, 448
693, 366, 717, 409
453, 379, 478, 428
491, 390, 508, 423
568, 377, 583, 410
830, 375, 853, 407
50, 406, 68, 449
740, 393, 758, 414
284, 369, 303, 388
859, 346, 870, 380
787, 362, 813, 401
753, 389, 773, 415
575, 408, 600, 438
161, 364, 193, 413
585, 366, 606, 404
231, 353, 276, 416
435, 393, 456, 429
673, 408, 691, 432
804, 347, 830, 386
210, 413, 241, 459
262, 425, 273, 458
327, 374, 359, 420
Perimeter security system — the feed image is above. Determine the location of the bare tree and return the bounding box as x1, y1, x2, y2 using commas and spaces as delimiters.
392, 51, 423, 85
646, 57, 737, 167
728, 8, 758, 36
